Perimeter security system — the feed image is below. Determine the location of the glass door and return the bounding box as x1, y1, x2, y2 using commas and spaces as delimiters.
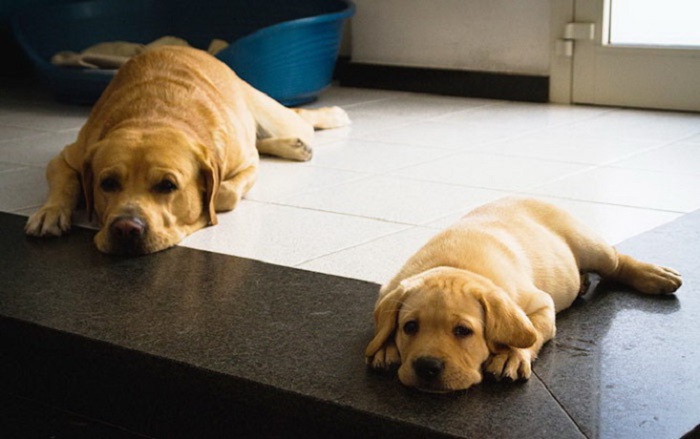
609, 0, 700, 47
552, 0, 700, 111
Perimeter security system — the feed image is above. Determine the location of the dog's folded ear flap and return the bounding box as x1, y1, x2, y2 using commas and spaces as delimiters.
81, 158, 94, 220
74, 144, 96, 221
364, 285, 410, 361
195, 144, 221, 226
477, 288, 538, 349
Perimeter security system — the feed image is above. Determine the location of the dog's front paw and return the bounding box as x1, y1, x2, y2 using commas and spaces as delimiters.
485, 348, 533, 381
366, 341, 401, 371
25, 205, 72, 236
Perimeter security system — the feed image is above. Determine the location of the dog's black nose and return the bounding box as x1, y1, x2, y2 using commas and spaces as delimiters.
109, 216, 148, 255
111, 216, 147, 240
413, 356, 445, 381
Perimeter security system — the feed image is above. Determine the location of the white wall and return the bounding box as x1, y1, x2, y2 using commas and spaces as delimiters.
351, 0, 551, 76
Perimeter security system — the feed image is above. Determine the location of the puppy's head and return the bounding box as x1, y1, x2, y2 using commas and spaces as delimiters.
83, 127, 219, 255
365, 267, 537, 393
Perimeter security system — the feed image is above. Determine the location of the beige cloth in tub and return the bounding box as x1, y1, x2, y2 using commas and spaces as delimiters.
51, 36, 228, 69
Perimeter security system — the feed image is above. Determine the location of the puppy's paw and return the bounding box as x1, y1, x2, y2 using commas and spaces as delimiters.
25, 205, 72, 237
485, 348, 533, 381
633, 263, 682, 295
366, 342, 400, 371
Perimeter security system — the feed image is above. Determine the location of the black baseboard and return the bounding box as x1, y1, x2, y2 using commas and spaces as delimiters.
335, 59, 549, 103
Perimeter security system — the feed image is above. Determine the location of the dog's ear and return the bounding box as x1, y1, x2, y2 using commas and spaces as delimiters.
476, 288, 537, 349
194, 144, 220, 226
364, 284, 411, 360
75, 144, 98, 221
81, 157, 94, 220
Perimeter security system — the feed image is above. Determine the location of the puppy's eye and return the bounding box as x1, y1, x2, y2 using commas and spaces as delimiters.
403, 320, 419, 335
453, 325, 473, 338
100, 177, 120, 192
153, 179, 178, 194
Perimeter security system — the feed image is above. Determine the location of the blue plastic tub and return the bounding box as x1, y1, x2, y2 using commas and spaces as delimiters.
11, 0, 354, 105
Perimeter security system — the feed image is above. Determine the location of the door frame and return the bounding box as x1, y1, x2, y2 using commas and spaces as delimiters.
550, 0, 576, 104
550, 0, 700, 111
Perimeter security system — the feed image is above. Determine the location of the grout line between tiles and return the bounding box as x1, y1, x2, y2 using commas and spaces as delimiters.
292, 224, 419, 268
533, 370, 591, 438
249, 199, 423, 227
514, 191, 690, 215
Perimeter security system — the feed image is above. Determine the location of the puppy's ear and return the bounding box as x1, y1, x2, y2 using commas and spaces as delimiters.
477, 288, 537, 349
364, 285, 410, 360
194, 144, 220, 226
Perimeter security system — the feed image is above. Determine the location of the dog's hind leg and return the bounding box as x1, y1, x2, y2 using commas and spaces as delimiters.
531, 199, 682, 295
604, 252, 682, 295
566, 219, 682, 295
242, 83, 349, 161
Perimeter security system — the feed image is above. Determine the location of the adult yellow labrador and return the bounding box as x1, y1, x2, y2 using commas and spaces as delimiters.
25, 46, 349, 254
365, 197, 682, 393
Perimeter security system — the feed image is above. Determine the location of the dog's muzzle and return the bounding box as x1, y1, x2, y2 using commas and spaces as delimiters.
109, 215, 148, 255
413, 356, 445, 382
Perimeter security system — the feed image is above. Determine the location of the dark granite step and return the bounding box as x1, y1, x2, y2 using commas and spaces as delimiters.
1, 210, 699, 438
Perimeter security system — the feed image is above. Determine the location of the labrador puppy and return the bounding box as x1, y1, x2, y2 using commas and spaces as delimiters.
25, 46, 349, 254
365, 197, 682, 393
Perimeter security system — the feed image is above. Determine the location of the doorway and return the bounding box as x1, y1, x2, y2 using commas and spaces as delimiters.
550, 0, 700, 111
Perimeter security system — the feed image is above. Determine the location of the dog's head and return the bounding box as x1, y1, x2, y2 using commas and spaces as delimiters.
82, 127, 220, 255
365, 267, 537, 393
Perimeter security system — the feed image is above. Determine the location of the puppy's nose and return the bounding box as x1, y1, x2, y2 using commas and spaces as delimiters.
110, 216, 147, 241
413, 356, 445, 381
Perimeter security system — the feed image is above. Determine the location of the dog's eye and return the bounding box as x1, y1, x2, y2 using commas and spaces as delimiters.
453, 325, 473, 338
154, 179, 178, 194
100, 177, 121, 192
403, 320, 419, 335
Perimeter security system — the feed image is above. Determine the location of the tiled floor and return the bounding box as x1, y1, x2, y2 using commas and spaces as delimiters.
1, 80, 699, 285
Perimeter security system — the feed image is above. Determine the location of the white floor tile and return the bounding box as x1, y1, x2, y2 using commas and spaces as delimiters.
390, 152, 591, 191
530, 166, 700, 213
302, 138, 454, 173
0, 130, 77, 166
297, 226, 438, 284
436, 102, 610, 130
0, 166, 48, 211
359, 121, 530, 150
0, 125, 47, 143
278, 175, 506, 225
316, 107, 416, 138
179, 201, 405, 266
547, 108, 700, 142
610, 142, 700, 175
0, 103, 89, 132
476, 131, 664, 165
0, 162, 18, 173
245, 159, 366, 203
347, 93, 494, 120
